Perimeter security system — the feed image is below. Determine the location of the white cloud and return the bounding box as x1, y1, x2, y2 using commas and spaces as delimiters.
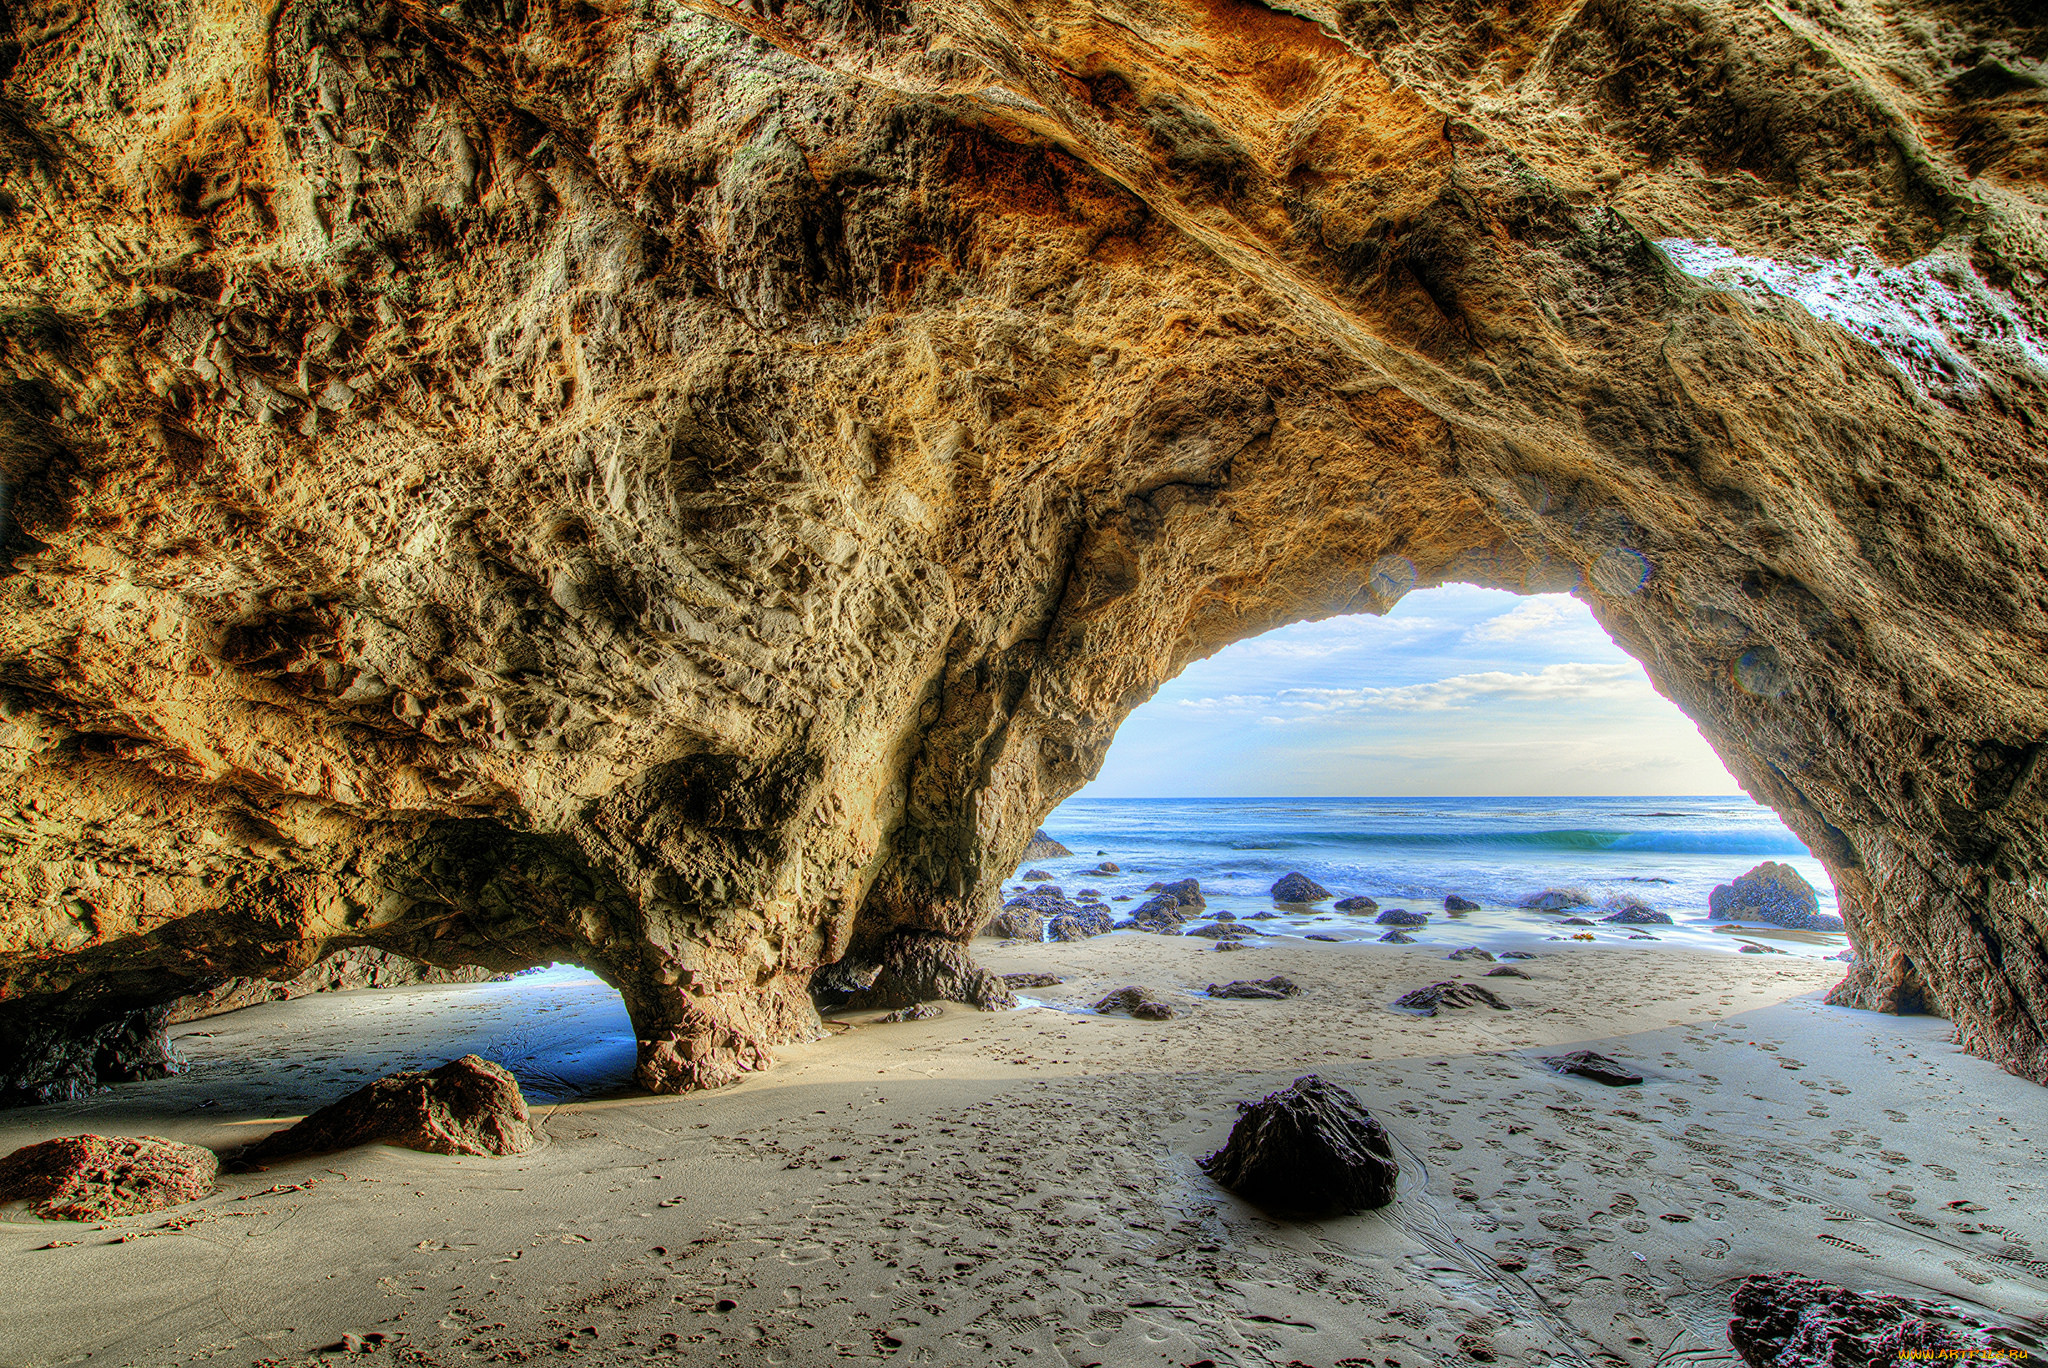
1176, 662, 1640, 719
1463, 598, 1571, 643
1219, 615, 1450, 662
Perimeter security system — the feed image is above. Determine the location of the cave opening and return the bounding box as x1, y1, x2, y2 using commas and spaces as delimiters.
1012, 584, 1851, 961
155, 956, 641, 1116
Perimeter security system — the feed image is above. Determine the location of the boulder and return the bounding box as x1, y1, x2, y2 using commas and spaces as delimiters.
1022, 830, 1072, 861
1001, 972, 1063, 989
1709, 862, 1847, 932
1446, 946, 1495, 962
1046, 906, 1116, 941
1559, 916, 1595, 926
1306, 932, 1347, 942
1126, 895, 1189, 934
1541, 1050, 1642, 1086
1726, 1274, 2006, 1367
1154, 878, 1206, 910
1333, 895, 1380, 913
1484, 965, 1531, 979
1185, 921, 1252, 940
1499, 951, 1537, 960
984, 905, 1046, 940
1270, 872, 1333, 903
1444, 895, 1479, 912
1093, 987, 1178, 1020
0, 1134, 217, 1220
1200, 1075, 1398, 1216
1392, 981, 1512, 1015
880, 1002, 943, 1022
1021, 869, 1056, 883
815, 931, 1017, 1013
1378, 930, 1417, 944
1208, 976, 1301, 1000
238, 1056, 534, 1164
1375, 908, 1429, 927
1082, 862, 1119, 875
1601, 897, 1674, 925
1518, 888, 1591, 910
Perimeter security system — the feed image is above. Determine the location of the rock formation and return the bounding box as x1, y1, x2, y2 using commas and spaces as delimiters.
236, 1054, 534, 1164
0, 0, 2045, 1096
1201, 1075, 1398, 1216
1392, 980, 1512, 1014
167, 946, 499, 1023
0, 1133, 217, 1219
1541, 1050, 1642, 1086
1725, 1273, 2017, 1367
1020, 829, 1071, 861
1710, 860, 1847, 932
1269, 872, 1331, 903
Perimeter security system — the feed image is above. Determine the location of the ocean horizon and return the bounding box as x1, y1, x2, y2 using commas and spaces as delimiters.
1027, 793, 1842, 958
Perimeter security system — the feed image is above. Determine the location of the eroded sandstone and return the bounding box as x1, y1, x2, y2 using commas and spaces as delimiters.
0, 0, 2045, 1096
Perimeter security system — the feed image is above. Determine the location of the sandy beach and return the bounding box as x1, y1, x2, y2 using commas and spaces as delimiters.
2, 938, 2042, 1368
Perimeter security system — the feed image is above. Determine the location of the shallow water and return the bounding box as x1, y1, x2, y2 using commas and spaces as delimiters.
1027, 794, 1849, 959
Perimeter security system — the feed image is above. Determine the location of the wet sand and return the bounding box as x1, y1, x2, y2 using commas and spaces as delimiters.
1, 939, 2042, 1367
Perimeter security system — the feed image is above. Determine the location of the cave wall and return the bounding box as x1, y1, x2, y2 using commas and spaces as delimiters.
1, 0, 2044, 1098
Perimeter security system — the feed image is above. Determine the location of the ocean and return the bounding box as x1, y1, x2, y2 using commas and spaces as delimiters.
1024, 795, 1847, 959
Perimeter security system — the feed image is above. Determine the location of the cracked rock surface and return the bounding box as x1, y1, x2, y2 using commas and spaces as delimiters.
0, 0, 2045, 1097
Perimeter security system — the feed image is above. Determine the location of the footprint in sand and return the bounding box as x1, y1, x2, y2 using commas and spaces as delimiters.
1816, 1234, 1874, 1255
1946, 1259, 1995, 1286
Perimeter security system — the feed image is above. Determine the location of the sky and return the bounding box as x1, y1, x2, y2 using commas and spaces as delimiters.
1076, 585, 1743, 798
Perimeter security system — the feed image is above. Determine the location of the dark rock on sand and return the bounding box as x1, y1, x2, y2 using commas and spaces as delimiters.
1212, 910, 1238, 921
1002, 973, 1062, 989
818, 932, 1017, 1012
1127, 895, 1191, 934
0, 1134, 218, 1220
1334, 895, 1380, 912
1209, 976, 1302, 1000
1499, 951, 1537, 960
1560, 917, 1595, 926
1187, 921, 1253, 941
239, 1056, 534, 1163
1542, 1050, 1642, 1086
1022, 829, 1072, 861
1306, 932, 1347, 942
1379, 930, 1417, 944
1740, 942, 1789, 954
1094, 987, 1178, 1020
880, 1003, 943, 1022
1393, 981, 1512, 1015
1485, 966, 1531, 978
1375, 908, 1429, 927
1047, 905, 1115, 942
1201, 1075, 1397, 1216
985, 904, 1046, 940
1710, 862, 1847, 932
1270, 872, 1333, 903
1602, 897, 1674, 925
1444, 895, 1480, 912
1519, 887, 1592, 910
1726, 1273, 2004, 1367
1446, 946, 1496, 962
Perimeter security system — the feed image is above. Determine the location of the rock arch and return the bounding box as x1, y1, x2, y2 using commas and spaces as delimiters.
0, 0, 2042, 1098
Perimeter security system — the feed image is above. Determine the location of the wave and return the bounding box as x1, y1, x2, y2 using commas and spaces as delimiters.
1183, 828, 1811, 857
